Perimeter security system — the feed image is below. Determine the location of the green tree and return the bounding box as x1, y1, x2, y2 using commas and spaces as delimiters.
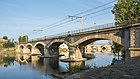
18, 36, 22, 42
3, 40, 15, 48
112, 0, 140, 26
3, 36, 8, 40
18, 35, 28, 42
111, 41, 125, 60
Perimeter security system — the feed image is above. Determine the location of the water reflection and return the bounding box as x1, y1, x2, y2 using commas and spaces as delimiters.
69, 61, 85, 70
0, 53, 115, 79
0, 54, 15, 67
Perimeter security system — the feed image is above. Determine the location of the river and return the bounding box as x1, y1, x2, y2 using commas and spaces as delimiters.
0, 54, 115, 79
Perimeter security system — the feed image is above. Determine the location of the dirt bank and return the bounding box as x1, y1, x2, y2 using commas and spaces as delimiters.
65, 57, 140, 79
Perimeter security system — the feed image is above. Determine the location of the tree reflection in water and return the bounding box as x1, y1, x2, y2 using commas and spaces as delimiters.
0, 55, 15, 67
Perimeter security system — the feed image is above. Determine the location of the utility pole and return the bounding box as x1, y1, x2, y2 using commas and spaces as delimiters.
68, 15, 83, 31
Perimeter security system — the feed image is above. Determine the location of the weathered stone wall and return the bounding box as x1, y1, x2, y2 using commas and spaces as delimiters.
130, 26, 140, 57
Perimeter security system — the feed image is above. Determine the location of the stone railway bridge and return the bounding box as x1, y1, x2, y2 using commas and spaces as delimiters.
17, 23, 140, 61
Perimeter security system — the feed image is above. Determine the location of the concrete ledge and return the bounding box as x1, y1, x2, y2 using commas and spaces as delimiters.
60, 58, 87, 62
129, 48, 140, 51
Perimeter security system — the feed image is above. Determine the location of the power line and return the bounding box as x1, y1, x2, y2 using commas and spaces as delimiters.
42, 6, 113, 31
27, 0, 117, 38
74, 0, 116, 16
29, 6, 113, 38
42, 0, 116, 30
42, 11, 112, 35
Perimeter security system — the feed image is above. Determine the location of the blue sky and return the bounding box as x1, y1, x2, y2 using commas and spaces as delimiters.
0, 0, 117, 41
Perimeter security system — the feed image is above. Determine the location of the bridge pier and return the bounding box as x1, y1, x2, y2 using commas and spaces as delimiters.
44, 47, 50, 56
79, 46, 86, 57
32, 47, 41, 55
129, 27, 140, 57
49, 46, 59, 55
23, 48, 31, 60
124, 29, 131, 60
68, 46, 85, 61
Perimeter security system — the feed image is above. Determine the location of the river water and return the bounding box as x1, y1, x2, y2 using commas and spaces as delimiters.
0, 54, 114, 79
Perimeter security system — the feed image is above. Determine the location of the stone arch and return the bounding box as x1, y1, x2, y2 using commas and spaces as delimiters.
19, 44, 25, 48
33, 42, 46, 55
24, 43, 33, 54
25, 43, 33, 48
70, 33, 122, 57
34, 42, 46, 47
19, 44, 25, 53
72, 33, 122, 46
47, 39, 64, 48
47, 39, 64, 55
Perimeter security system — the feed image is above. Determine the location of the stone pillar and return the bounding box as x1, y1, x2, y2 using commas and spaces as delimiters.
23, 47, 32, 54
31, 47, 41, 61
124, 29, 130, 60
23, 48, 31, 60
69, 46, 83, 60
129, 27, 140, 57
31, 47, 41, 55
79, 46, 85, 57
44, 47, 50, 56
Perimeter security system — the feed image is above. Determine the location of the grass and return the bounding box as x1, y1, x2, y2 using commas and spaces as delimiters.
0, 38, 7, 43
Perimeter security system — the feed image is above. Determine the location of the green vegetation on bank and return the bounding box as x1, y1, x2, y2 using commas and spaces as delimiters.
3, 40, 15, 48
0, 36, 15, 49
18, 35, 28, 43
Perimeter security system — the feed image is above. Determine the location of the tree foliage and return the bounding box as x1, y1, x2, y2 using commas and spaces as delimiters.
3, 40, 15, 48
18, 35, 28, 42
112, 0, 140, 26
2, 36, 8, 40
111, 41, 125, 59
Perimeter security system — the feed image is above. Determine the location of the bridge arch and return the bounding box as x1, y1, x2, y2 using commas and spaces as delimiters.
33, 42, 46, 55
19, 44, 25, 48
34, 42, 46, 47
19, 44, 25, 53
73, 33, 122, 46
24, 43, 33, 54
25, 43, 33, 48
47, 39, 64, 48
47, 39, 65, 55
70, 33, 122, 57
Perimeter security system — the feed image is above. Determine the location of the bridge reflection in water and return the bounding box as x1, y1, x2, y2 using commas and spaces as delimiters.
16, 54, 86, 72
0, 53, 115, 79
16, 53, 114, 73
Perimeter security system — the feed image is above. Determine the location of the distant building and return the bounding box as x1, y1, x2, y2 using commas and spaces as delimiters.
59, 43, 69, 59
85, 44, 112, 54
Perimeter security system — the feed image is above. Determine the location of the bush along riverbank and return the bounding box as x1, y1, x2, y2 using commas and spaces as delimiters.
65, 56, 140, 79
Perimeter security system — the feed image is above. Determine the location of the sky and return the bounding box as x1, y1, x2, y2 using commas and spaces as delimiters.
0, 0, 117, 41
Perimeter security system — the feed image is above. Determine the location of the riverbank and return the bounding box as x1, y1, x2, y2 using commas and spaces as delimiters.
65, 56, 140, 79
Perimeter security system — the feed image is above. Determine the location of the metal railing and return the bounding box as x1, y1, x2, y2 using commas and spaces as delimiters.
30, 22, 116, 42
